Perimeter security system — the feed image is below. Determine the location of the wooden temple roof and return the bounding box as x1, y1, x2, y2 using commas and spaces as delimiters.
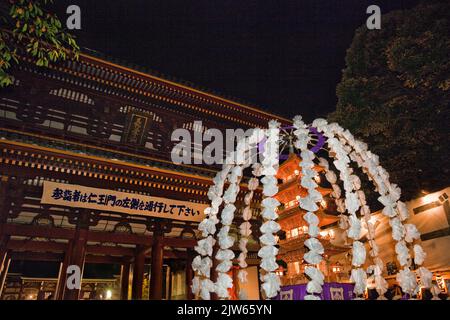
80, 50, 292, 126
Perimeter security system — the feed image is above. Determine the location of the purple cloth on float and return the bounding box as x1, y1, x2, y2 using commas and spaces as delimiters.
276, 282, 355, 300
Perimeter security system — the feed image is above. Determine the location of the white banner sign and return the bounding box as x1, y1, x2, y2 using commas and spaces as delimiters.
41, 181, 206, 222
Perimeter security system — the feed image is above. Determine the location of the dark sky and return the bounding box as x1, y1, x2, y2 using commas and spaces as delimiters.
53, 0, 421, 121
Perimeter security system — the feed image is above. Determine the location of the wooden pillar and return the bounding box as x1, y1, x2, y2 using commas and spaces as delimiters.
131, 246, 147, 300
257, 265, 263, 300
0, 176, 10, 279
0, 235, 10, 299
167, 266, 172, 300
18, 279, 23, 300
120, 263, 131, 300
149, 231, 164, 300
64, 228, 88, 300
186, 250, 194, 300
0, 236, 9, 276
55, 240, 73, 300
231, 266, 239, 300
37, 281, 45, 300
0, 252, 11, 299
89, 283, 98, 300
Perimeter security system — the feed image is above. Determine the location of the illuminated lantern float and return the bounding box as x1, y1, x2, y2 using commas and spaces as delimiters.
274, 153, 349, 286
191, 116, 432, 300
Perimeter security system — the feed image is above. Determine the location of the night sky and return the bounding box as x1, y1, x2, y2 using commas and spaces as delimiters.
53, 0, 421, 121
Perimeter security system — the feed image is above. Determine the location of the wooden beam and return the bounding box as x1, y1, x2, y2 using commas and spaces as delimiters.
7, 239, 67, 252
87, 231, 152, 246
10, 251, 127, 264
86, 245, 135, 257
85, 255, 128, 264
10, 251, 63, 262
162, 250, 187, 259
2, 224, 195, 250
163, 237, 196, 248
7, 241, 135, 256
7, 240, 136, 257
8, 242, 187, 264
2, 224, 149, 245
2, 224, 75, 240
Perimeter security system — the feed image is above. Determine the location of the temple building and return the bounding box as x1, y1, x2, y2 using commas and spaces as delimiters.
0, 51, 290, 300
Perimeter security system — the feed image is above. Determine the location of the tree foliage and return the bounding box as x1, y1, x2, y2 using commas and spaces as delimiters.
329, 1, 450, 200
0, 0, 79, 87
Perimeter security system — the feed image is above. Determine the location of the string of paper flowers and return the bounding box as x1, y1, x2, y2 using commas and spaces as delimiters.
258, 120, 282, 299
339, 137, 389, 298
237, 165, 260, 300
192, 161, 232, 300
316, 120, 432, 296
191, 115, 431, 300
318, 157, 353, 252
214, 161, 244, 298
292, 116, 325, 300
310, 119, 367, 297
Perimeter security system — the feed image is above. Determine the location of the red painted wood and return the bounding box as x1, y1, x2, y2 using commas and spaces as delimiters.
131, 245, 148, 300
149, 232, 164, 300
120, 263, 131, 300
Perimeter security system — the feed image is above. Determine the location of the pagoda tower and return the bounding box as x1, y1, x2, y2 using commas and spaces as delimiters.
275, 153, 348, 285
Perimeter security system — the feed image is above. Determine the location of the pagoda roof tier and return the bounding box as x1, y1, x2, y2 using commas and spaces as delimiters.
276, 153, 324, 181
275, 178, 331, 204
277, 207, 340, 229
278, 235, 349, 262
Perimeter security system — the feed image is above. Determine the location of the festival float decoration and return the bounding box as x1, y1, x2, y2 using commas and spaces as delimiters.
191, 116, 432, 300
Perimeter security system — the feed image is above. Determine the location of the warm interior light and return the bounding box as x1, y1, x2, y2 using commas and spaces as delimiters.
329, 229, 335, 239
105, 289, 112, 300
368, 216, 378, 226
423, 193, 436, 203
